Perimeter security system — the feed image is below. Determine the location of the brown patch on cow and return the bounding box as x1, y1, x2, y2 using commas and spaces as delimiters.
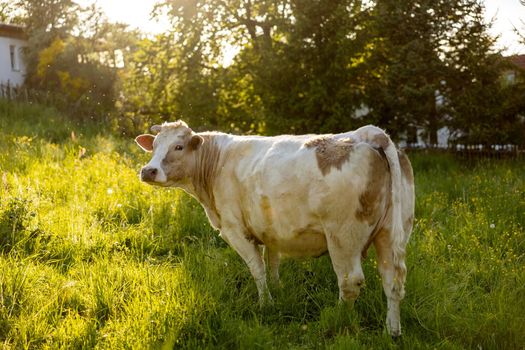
159, 124, 198, 181
305, 136, 355, 176
398, 150, 414, 185
245, 227, 263, 245
162, 148, 185, 181
188, 135, 204, 150
260, 195, 273, 223
371, 133, 390, 149
369, 227, 391, 261
355, 151, 389, 225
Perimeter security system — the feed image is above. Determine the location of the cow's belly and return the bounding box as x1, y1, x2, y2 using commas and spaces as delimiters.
240, 183, 331, 257
238, 166, 365, 258
261, 225, 328, 258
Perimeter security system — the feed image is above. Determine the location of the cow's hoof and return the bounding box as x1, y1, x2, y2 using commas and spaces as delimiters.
388, 328, 402, 340
258, 293, 273, 308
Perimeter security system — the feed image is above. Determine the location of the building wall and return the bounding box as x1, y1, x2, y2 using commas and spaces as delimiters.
0, 36, 27, 86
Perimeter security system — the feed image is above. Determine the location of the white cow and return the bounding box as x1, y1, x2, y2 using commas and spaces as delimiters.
135, 121, 414, 337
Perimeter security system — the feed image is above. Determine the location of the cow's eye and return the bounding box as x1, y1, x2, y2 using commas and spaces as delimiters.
174, 145, 184, 151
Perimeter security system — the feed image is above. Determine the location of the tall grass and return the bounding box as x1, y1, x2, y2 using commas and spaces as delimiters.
0, 100, 524, 349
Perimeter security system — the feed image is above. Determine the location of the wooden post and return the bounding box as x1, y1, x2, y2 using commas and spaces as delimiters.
6, 81, 11, 101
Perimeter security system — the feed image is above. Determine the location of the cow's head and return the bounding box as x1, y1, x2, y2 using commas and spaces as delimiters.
135, 121, 203, 186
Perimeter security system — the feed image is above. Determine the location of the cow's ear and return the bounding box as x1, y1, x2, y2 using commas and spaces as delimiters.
135, 134, 155, 152
188, 135, 204, 150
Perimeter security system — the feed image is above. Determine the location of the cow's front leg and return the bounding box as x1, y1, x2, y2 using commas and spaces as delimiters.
220, 227, 271, 304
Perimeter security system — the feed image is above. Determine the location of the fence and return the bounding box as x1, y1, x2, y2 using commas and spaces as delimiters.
0, 82, 111, 123
0, 82, 26, 101
405, 143, 524, 160
0, 82, 66, 106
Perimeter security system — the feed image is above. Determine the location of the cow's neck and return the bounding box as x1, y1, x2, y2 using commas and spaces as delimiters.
187, 133, 225, 228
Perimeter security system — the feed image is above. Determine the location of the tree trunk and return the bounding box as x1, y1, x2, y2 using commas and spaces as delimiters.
428, 96, 438, 145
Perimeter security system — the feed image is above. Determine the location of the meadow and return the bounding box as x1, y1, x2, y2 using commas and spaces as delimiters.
0, 100, 523, 349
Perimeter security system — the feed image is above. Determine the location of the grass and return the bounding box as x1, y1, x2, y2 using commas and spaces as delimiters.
0, 99, 524, 349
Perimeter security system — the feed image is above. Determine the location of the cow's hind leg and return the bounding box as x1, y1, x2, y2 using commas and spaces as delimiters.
221, 228, 271, 304
325, 228, 367, 303
263, 246, 280, 285
374, 228, 406, 337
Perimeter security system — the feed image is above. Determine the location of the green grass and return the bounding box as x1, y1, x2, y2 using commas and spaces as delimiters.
0, 100, 524, 349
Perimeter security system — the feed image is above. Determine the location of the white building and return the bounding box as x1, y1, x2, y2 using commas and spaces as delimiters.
0, 23, 27, 87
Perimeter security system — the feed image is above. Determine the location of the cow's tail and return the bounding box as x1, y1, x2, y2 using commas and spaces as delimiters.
353, 125, 406, 269
382, 138, 406, 270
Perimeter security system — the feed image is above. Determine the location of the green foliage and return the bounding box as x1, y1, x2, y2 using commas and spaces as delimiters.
8, 1, 139, 124
5, 0, 524, 142
0, 101, 524, 348
142, 0, 373, 135
118, 0, 524, 143
361, 0, 522, 145
249, 1, 371, 134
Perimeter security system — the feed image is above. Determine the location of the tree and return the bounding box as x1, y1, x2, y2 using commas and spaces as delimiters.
117, 33, 181, 132
364, 0, 487, 143
150, 0, 512, 140
9, 1, 139, 122
122, 0, 523, 142
149, 0, 372, 134
12, 0, 79, 87
440, 1, 525, 145
250, 0, 371, 134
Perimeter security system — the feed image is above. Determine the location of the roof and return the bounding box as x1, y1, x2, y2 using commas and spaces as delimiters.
0, 23, 27, 40
508, 54, 525, 70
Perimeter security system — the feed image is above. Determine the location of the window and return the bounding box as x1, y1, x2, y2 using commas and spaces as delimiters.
9, 45, 19, 71
505, 71, 516, 85
9, 45, 15, 70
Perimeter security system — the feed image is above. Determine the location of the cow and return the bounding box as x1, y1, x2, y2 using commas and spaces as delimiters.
135, 121, 415, 337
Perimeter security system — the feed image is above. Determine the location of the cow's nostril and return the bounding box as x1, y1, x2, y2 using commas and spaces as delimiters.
141, 167, 159, 181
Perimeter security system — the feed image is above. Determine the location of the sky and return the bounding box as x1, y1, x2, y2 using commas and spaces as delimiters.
74, 0, 170, 34
75, 0, 525, 55
484, 0, 525, 54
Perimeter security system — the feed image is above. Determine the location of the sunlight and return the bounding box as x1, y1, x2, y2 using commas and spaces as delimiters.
484, 0, 525, 54
74, 0, 525, 56
75, 0, 242, 66
74, 0, 170, 34
222, 43, 241, 67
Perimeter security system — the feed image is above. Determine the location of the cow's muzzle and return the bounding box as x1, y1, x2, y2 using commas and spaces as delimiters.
140, 166, 158, 182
